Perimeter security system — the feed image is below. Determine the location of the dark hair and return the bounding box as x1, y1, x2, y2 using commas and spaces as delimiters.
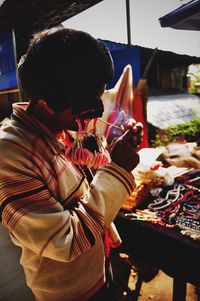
18, 27, 114, 114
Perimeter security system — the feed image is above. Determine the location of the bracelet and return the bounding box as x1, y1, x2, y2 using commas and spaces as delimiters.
176, 216, 200, 231
148, 184, 186, 212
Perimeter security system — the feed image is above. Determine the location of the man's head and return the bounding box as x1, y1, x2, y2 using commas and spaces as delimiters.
18, 27, 114, 118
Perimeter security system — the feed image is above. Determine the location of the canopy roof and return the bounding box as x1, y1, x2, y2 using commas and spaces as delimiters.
159, 0, 200, 30
0, 0, 102, 35
0, 0, 103, 58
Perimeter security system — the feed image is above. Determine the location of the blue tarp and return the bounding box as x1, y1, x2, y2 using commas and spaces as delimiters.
0, 36, 140, 92
0, 30, 18, 90
104, 40, 141, 89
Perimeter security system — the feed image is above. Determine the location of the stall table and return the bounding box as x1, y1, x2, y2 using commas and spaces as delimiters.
114, 212, 200, 301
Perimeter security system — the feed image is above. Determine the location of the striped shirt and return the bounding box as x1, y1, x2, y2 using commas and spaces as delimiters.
0, 103, 135, 301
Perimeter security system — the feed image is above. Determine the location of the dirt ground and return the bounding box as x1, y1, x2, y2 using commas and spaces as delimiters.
134, 271, 197, 301
111, 252, 199, 301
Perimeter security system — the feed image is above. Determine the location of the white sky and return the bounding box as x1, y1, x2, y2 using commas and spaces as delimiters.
62, 0, 200, 57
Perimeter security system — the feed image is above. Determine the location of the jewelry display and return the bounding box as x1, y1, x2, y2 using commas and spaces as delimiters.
176, 216, 200, 231
147, 184, 185, 211
125, 169, 200, 238
125, 209, 162, 222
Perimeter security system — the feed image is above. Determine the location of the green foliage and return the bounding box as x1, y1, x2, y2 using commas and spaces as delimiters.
155, 117, 200, 146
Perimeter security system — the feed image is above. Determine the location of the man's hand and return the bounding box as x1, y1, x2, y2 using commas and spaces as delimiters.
106, 111, 143, 147
109, 120, 143, 172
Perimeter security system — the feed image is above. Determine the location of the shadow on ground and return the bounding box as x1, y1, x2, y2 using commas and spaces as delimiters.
110, 251, 198, 301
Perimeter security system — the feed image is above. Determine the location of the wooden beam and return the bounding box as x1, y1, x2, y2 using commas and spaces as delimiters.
126, 0, 131, 46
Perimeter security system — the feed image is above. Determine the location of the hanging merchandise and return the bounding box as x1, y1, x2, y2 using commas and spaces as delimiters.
64, 118, 110, 169
100, 64, 149, 148
65, 118, 93, 166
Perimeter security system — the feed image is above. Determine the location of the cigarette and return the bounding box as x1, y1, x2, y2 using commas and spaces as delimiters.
97, 118, 123, 130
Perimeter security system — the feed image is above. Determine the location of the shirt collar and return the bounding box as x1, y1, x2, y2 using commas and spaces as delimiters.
12, 102, 66, 152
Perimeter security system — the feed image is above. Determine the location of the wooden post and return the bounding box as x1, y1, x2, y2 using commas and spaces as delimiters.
126, 0, 131, 46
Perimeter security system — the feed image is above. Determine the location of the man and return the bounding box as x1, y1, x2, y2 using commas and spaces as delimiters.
0, 27, 141, 300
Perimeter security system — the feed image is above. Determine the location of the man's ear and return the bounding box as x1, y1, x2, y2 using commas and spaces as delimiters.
38, 99, 55, 115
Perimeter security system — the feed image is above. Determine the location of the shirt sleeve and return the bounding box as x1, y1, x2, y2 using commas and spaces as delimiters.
0, 151, 135, 263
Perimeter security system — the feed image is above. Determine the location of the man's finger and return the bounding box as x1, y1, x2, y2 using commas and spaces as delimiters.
121, 121, 144, 147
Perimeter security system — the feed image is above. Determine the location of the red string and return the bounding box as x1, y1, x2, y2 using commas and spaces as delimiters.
104, 229, 111, 259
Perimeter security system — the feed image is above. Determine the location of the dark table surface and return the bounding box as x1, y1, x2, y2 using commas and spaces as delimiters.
115, 211, 200, 286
